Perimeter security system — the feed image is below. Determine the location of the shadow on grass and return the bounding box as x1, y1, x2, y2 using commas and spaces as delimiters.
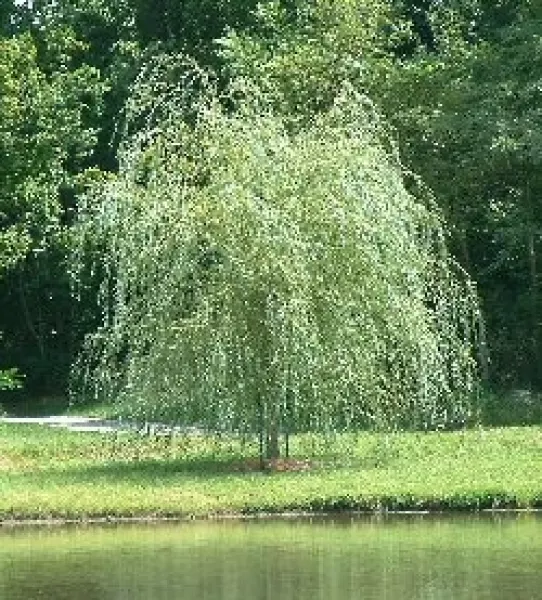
18, 454, 327, 486
95, 458, 252, 480
18, 455, 277, 486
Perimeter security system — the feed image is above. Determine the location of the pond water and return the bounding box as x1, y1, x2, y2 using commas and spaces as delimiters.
0, 514, 541, 599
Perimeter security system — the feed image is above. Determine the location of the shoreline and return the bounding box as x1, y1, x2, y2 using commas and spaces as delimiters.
2, 423, 541, 528
2, 507, 542, 528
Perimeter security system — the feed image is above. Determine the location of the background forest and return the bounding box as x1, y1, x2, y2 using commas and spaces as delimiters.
0, 0, 540, 424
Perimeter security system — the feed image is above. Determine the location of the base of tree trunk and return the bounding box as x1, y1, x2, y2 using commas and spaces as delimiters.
231, 458, 314, 473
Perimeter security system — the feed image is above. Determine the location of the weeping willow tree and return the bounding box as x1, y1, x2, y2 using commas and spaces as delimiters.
72, 67, 481, 459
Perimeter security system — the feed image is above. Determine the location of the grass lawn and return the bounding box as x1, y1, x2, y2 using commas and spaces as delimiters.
0, 423, 541, 521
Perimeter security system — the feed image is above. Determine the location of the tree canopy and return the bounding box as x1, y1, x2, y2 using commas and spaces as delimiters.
72, 72, 480, 455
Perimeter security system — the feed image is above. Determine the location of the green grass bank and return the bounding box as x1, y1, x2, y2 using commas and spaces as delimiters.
1, 424, 541, 522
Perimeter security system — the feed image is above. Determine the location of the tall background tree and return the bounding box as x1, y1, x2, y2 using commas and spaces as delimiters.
0, 22, 103, 396
376, 1, 542, 391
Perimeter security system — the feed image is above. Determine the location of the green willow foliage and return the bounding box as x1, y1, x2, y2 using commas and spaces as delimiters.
73, 68, 480, 448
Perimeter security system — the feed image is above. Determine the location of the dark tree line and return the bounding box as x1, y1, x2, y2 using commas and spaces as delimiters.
1, 1, 540, 422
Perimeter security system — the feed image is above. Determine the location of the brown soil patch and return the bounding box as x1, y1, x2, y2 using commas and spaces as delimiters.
0, 455, 18, 471
229, 457, 315, 473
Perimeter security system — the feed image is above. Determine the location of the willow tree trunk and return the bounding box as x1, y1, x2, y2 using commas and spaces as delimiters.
257, 397, 281, 465
251, 291, 282, 462
265, 404, 280, 460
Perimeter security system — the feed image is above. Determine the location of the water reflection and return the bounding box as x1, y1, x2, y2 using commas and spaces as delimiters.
1, 514, 541, 600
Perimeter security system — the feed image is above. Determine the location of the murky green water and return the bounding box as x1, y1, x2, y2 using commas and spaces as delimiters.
1, 514, 541, 599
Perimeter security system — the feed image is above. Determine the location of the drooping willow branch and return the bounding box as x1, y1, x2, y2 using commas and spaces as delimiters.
72, 67, 481, 456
